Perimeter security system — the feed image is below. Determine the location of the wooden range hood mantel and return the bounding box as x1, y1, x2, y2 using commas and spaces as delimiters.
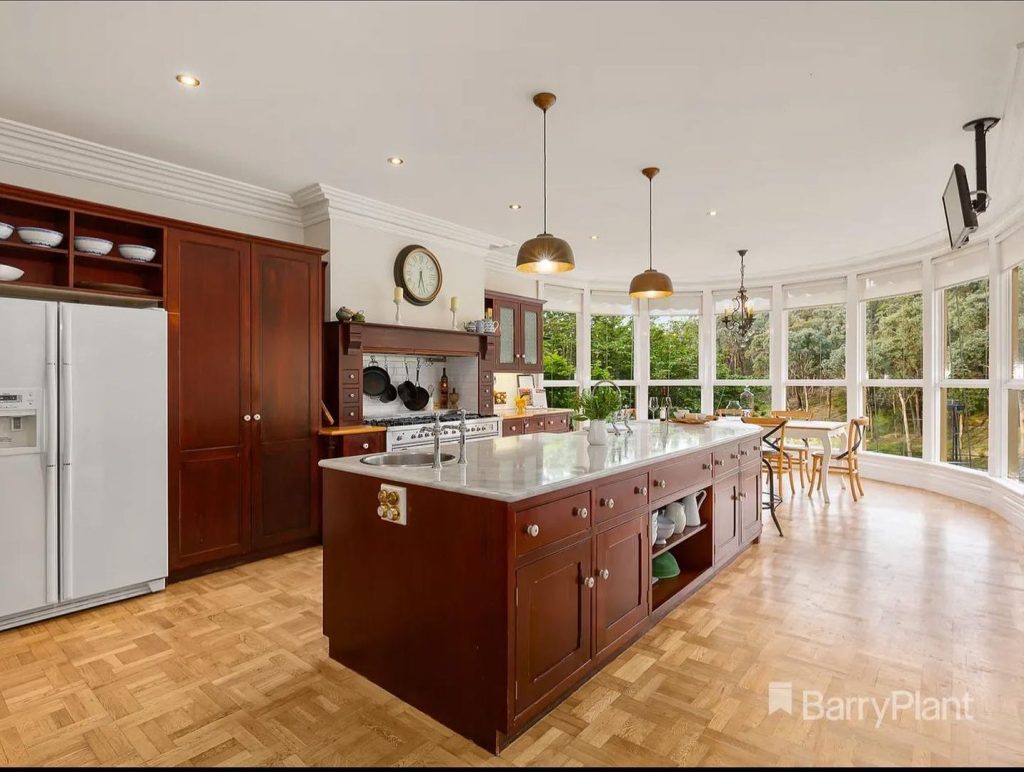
338, 320, 495, 360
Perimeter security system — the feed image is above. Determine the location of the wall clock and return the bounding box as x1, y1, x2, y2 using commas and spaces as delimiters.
394, 245, 442, 306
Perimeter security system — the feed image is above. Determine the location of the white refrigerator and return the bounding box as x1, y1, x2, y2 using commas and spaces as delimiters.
0, 297, 167, 629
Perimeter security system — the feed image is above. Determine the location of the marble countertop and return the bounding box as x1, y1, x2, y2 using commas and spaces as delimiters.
319, 421, 762, 503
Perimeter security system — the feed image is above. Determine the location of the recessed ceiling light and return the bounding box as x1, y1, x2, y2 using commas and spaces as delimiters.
387, 156, 404, 166
707, 210, 718, 217
175, 73, 201, 88
508, 203, 522, 210
590, 235, 599, 240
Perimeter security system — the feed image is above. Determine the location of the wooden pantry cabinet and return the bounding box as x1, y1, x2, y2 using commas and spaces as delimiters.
484, 290, 544, 373
167, 229, 323, 577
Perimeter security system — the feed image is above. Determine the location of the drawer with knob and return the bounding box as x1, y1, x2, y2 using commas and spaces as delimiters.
649, 450, 714, 502
712, 443, 741, 476
738, 437, 762, 467
525, 416, 545, 434
593, 472, 649, 524
545, 412, 571, 433
515, 491, 592, 558
342, 431, 385, 457
503, 418, 525, 437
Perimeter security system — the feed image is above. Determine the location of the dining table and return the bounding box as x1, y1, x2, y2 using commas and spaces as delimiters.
783, 420, 849, 503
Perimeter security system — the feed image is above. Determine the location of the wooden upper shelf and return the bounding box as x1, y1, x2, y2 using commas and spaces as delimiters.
335, 320, 494, 359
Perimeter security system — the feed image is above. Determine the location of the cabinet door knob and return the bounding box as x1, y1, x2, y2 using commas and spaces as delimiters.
575, 507, 589, 519
254, 414, 261, 421
740, 450, 748, 456
526, 524, 540, 537
599, 568, 610, 580
243, 414, 251, 422
730, 452, 738, 459
714, 459, 724, 466
658, 479, 667, 488
583, 576, 596, 589
702, 463, 711, 471
636, 486, 648, 496
601, 497, 615, 509
362, 442, 369, 450
738, 491, 747, 499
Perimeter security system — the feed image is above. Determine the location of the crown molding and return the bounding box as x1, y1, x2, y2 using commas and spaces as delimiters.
0, 117, 303, 227
293, 183, 516, 258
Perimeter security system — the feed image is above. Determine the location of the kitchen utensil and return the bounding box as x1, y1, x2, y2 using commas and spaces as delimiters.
75, 281, 153, 295
665, 501, 686, 533
0, 222, 13, 240
683, 490, 706, 527
397, 361, 416, 405
17, 227, 64, 248
118, 244, 157, 262
362, 356, 390, 397
379, 382, 398, 403
0, 264, 25, 282
655, 515, 675, 545
652, 552, 681, 579
74, 236, 113, 255
405, 359, 431, 411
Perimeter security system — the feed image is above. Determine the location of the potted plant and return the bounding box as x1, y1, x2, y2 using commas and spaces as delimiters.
571, 387, 622, 446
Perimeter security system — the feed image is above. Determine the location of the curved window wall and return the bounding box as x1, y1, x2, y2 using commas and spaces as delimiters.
536, 221, 1024, 495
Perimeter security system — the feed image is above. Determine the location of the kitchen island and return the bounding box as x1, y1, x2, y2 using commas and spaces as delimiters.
320, 421, 764, 752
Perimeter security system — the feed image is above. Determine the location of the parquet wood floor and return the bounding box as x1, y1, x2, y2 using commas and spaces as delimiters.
1, 481, 1022, 766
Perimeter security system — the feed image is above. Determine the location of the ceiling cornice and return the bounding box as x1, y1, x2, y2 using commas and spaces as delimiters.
292, 183, 516, 258
0, 117, 303, 227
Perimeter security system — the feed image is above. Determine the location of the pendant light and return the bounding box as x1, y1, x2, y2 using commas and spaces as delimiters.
516, 92, 575, 273
628, 167, 674, 298
721, 249, 756, 339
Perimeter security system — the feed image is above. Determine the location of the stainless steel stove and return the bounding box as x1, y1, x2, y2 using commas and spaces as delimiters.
366, 413, 501, 451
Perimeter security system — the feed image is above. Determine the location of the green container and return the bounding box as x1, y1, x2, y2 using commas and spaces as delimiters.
652, 552, 681, 579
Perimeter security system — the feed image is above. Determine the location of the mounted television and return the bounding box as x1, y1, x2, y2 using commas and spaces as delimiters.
942, 163, 978, 250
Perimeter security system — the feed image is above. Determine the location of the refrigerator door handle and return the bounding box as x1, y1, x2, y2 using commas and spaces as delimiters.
45, 303, 59, 605
59, 306, 73, 601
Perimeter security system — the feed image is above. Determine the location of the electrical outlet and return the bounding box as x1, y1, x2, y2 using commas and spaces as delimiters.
375, 483, 407, 525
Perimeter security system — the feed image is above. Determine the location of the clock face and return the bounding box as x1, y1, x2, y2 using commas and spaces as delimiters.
395, 246, 442, 305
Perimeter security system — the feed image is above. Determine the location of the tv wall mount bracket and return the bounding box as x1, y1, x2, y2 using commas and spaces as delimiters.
962, 116, 1000, 213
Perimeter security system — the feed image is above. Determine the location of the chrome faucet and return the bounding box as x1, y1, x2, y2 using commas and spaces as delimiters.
619, 408, 633, 435
431, 412, 443, 470
592, 380, 623, 436
457, 408, 468, 465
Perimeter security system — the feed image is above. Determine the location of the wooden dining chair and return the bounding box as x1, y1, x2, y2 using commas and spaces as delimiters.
740, 416, 784, 537
809, 417, 869, 501
771, 409, 812, 488
742, 415, 797, 498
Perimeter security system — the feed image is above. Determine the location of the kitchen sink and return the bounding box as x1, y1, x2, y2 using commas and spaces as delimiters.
360, 452, 456, 467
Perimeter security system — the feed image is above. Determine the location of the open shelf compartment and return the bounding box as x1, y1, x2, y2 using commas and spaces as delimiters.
651, 485, 714, 611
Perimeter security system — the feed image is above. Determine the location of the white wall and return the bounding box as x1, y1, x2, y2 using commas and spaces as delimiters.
325, 218, 486, 328
483, 267, 539, 299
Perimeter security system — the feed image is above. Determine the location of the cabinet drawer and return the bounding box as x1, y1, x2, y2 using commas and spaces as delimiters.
480, 397, 494, 415
480, 370, 494, 385
504, 418, 525, 437
739, 437, 762, 467
594, 472, 649, 523
649, 451, 713, 501
712, 443, 741, 476
545, 412, 570, 433
524, 416, 544, 434
341, 386, 361, 404
339, 404, 362, 424
342, 432, 384, 456
515, 491, 592, 558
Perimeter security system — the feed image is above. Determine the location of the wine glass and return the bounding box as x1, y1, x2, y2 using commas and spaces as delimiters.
663, 395, 673, 420
649, 396, 660, 421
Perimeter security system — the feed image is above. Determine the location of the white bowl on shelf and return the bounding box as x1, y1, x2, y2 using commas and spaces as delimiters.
17, 227, 64, 248
118, 244, 156, 262
0, 222, 13, 240
0, 264, 25, 282
74, 236, 113, 255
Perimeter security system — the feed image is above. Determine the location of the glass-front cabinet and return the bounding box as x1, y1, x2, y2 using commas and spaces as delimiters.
485, 290, 545, 373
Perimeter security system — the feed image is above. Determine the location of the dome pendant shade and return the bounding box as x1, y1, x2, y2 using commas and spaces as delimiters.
516, 91, 574, 273
629, 166, 673, 298
516, 233, 576, 273
628, 268, 674, 298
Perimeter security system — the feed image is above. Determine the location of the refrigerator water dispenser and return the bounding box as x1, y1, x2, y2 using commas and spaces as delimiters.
0, 389, 41, 455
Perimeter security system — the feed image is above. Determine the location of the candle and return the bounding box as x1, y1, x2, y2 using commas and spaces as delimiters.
393, 287, 404, 302
450, 296, 459, 311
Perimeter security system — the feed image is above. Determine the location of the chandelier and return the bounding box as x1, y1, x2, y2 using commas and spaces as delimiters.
720, 249, 756, 339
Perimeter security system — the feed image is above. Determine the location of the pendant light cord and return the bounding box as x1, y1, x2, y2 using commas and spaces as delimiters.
542, 109, 548, 234
649, 176, 653, 270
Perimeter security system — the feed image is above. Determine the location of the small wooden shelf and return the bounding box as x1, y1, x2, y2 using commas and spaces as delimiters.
0, 240, 69, 256
652, 566, 707, 610
0, 281, 162, 307
652, 523, 707, 559
74, 252, 162, 270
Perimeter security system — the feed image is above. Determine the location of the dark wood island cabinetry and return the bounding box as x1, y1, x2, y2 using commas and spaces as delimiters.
321, 422, 763, 752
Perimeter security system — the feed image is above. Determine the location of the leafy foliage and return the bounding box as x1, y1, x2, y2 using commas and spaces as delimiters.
650, 316, 698, 379
543, 311, 577, 381
571, 386, 622, 421
943, 279, 989, 379
591, 314, 633, 380
788, 305, 845, 379
716, 313, 769, 379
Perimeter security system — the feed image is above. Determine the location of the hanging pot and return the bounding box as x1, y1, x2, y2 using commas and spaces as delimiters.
397, 361, 416, 404
404, 358, 431, 411
363, 356, 390, 397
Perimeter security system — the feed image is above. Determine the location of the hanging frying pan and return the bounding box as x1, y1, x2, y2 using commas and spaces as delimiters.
407, 359, 431, 411
362, 356, 390, 397
378, 358, 398, 402
397, 361, 417, 404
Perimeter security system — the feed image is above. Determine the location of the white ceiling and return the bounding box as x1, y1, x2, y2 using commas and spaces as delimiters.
1, 1, 1023, 281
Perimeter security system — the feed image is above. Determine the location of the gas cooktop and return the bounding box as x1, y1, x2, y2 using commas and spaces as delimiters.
366, 413, 493, 428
